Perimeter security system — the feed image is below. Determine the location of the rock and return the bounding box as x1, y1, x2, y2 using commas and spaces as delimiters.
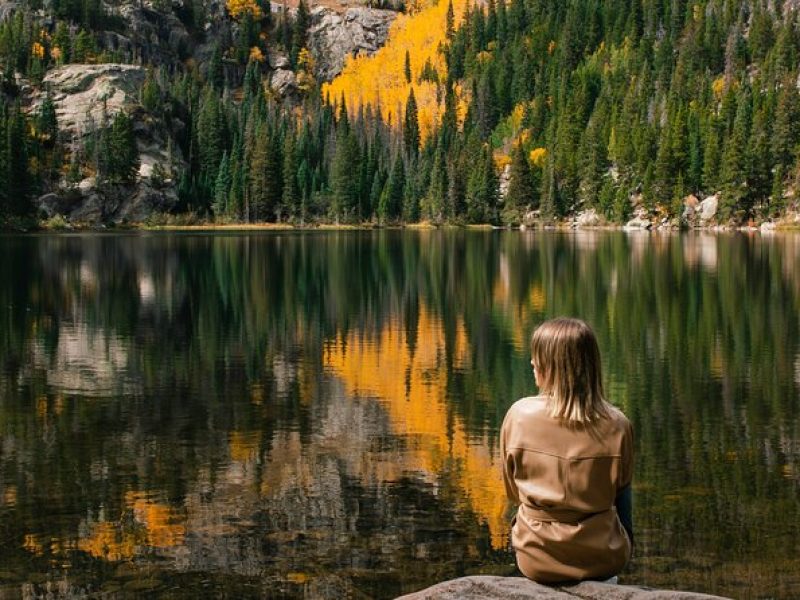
268, 48, 291, 70
624, 208, 652, 230
35, 178, 178, 224
34, 64, 145, 135
307, 6, 398, 81
760, 221, 776, 233
0, 1, 19, 21
397, 576, 731, 600
499, 164, 512, 199
270, 69, 299, 97
116, 182, 179, 223
698, 194, 718, 223
576, 209, 602, 228
113, 4, 192, 64
523, 210, 539, 227
78, 177, 96, 195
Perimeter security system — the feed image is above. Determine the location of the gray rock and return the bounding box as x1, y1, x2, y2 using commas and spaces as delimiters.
397, 576, 731, 600
268, 48, 291, 70
0, 1, 19, 21
270, 69, 298, 97
116, 182, 179, 223
624, 217, 652, 230
114, 4, 192, 64
34, 64, 145, 136
307, 6, 398, 81
698, 194, 718, 223
576, 209, 602, 228
499, 164, 512, 199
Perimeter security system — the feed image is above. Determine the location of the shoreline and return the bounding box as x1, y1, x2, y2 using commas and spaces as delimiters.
2, 219, 799, 234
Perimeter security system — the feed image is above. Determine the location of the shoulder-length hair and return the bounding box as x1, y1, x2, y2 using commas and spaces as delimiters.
530, 317, 611, 423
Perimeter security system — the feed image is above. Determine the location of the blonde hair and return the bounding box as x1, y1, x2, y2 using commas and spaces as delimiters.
530, 317, 611, 423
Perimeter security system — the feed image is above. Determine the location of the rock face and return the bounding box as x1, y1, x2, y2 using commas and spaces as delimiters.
397, 576, 731, 600
30, 63, 182, 223
38, 180, 179, 224
307, 6, 398, 81
36, 64, 145, 135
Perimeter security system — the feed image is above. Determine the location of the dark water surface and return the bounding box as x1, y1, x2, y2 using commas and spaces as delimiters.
0, 231, 798, 599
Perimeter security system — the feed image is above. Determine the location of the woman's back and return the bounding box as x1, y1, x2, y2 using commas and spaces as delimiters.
501, 395, 633, 582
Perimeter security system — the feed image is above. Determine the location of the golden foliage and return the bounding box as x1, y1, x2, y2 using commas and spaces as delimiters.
51, 46, 63, 61
249, 46, 265, 63
322, 0, 470, 141
548, 40, 556, 55
712, 76, 726, 100
494, 152, 511, 170
529, 147, 547, 167
32, 42, 45, 59
226, 0, 263, 20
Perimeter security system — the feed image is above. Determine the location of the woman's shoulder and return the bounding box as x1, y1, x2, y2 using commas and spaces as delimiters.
603, 402, 633, 434
507, 395, 548, 416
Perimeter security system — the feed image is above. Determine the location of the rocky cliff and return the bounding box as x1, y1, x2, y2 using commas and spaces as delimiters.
307, 6, 398, 81
4, 0, 399, 224
28, 63, 183, 223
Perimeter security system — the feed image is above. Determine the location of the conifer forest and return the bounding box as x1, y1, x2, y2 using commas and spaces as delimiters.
2, 0, 800, 226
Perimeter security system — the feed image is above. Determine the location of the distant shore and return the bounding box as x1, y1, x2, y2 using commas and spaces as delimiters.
2, 217, 799, 233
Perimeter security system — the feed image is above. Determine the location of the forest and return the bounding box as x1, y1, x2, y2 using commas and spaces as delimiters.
1, 0, 800, 225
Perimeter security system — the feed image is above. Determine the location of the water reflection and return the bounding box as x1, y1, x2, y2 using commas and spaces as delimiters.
0, 231, 798, 598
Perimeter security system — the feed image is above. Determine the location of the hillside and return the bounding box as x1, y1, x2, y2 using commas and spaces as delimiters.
1, 0, 800, 227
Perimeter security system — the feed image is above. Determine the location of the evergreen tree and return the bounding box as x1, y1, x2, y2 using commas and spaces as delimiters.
503, 141, 536, 224
404, 88, 419, 158
213, 151, 231, 216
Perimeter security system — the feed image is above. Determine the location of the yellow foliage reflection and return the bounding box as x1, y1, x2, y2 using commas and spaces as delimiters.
324, 307, 509, 549
73, 492, 185, 562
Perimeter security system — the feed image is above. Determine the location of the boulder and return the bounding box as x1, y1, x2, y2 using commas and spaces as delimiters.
34, 64, 145, 135
576, 209, 602, 228
698, 194, 718, 223
307, 6, 398, 81
397, 576, 730, 600
270, 69, 298, 97
624, 208, 652, 230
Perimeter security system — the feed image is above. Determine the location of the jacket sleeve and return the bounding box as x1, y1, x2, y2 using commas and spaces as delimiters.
619, 417, 635, 490
500, 409, 520, 503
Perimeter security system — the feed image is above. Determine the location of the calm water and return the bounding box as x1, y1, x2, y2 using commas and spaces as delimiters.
0, 231, 798, 599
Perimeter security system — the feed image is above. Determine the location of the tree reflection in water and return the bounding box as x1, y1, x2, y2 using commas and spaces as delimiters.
0, 231, 798, 598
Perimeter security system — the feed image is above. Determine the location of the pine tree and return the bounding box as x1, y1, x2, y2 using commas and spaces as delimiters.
404, 88, 419, 158
503, 141, 536, 224
719, 88, 752, 221
331, 127, 359, 221
291, 0, 310, 66
281, 133, 299, 220
5, 103, 30, 215
213, 151, 231, 216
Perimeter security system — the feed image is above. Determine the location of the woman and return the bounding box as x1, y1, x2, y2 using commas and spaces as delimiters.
501, 317, 634, 583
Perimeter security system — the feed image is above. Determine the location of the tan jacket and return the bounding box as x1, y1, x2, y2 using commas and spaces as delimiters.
501, 395, 633, 583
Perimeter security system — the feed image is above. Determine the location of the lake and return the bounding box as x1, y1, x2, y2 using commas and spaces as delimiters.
0, 230, 798, 599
